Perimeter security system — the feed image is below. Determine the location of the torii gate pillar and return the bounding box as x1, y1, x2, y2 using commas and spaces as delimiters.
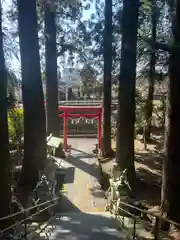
58, 105, 102, 151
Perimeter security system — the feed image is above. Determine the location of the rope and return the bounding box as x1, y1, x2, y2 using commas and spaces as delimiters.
68, 117, 97, 124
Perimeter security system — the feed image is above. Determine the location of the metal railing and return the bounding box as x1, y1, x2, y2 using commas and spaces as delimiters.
110, 199, 180, 240
0, 195, 63, 239
1, 195, 178, 239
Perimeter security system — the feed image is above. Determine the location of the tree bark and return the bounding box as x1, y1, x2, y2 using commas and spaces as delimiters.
166, 1, 180, 223
116, 0, 139, 186
161, 92, 169, 211
68, 87, 73, 100
145, 0, 157, 141
0, 0, 12, 230
160, 90, 170, 231
45, 4, 60, 137
103, 0, 113, 157
17, 0, 46, 198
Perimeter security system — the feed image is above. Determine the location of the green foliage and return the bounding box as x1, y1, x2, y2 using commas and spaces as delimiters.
79, 64, 97, 96
135, 86, 167, 135
135, 88, 147, 134
7, 92, 16, 109
8, 108, 24, 147
154, 95, 166, 127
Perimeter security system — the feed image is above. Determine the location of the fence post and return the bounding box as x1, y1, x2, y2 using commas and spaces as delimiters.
24, 212, 27, 240
122, 216, 124, 227
133, 219, 136, 240
154, 217, 160, 240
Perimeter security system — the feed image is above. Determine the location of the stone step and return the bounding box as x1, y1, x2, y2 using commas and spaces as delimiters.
34, 212, 131, 240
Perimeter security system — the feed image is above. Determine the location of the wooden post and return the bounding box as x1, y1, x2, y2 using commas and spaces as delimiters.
154, 217, 160, 240
98, 108, 102, 150
64, 110, 68, 151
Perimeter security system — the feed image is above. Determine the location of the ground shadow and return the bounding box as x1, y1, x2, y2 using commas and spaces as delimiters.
88, 186, 105, 198
28, 211, 172, 240
27, 195, 129, 240
64, 154, 101, 179
70, 152, 95, 159
57, 195, 82, 213
71, 147, 95, 157
140, 138, 160, 146
49, 212, 128, 239
99, 157, 115, 164
135, 150, 163, 173
30, 213, 128, 240
61, 167, 75, 184
133, 168, 161, 206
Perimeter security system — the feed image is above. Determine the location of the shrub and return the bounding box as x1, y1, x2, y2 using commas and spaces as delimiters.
135, 89, 147, 135
8, 108, 24, 148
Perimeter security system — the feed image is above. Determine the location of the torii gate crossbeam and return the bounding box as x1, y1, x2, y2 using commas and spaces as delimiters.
58, 105, 102, 151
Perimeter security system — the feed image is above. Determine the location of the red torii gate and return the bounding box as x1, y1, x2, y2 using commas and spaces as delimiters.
58, 105, 102, 151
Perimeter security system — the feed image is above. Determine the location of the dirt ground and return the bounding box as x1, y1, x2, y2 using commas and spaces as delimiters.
134, 136, 163, 208
112, 132, 164, 209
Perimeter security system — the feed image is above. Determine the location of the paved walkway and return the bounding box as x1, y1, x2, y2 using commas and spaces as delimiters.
32, 139, 131, 239
57, 138, 106, 212
46, 212, 129, 240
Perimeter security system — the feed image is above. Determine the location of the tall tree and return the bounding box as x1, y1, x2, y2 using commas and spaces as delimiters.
116, 0, 139, 186
80, 64, 96, 97
145, 0, 157, 141
0, 0, 12, 230
16, 0, 46, 204
166, 0, 180, 224
160, 87, 169, 230
45, 3, 60, 137
102, 0, 113, 157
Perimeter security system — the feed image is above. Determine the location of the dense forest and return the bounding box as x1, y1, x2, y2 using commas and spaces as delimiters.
0, 0, 180, 239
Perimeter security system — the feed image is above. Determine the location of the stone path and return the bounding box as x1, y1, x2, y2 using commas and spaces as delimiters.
13, 137, 153, 240
33, 139, 130, 239
57, 138, 106, 212
30, 138, 159, 240
47, 212, 129, 240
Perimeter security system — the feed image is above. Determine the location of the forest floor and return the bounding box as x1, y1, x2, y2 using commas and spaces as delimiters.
112, 130, 164, 210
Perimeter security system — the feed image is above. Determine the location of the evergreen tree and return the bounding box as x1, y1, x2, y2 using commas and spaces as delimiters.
116, 0, 139, 187
16, 0, 46, 205
0, 0, 12, 230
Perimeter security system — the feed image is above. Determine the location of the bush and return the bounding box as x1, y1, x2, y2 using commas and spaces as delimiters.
8, 108, 24, 148
135, 89, 147, 135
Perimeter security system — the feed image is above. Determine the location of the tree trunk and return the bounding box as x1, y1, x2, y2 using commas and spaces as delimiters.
17, 0, 46, 199
68, 87, 73, 100
161, 92, 169, 211
78, 87, 80, 98
145, 0, 157, 142
103, 0, 113, 157
116, 0, 139, 187
45, 4, 60, 137
160, 90, 170, 231
0, 0, 12, 230
166, 1, 180, 223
